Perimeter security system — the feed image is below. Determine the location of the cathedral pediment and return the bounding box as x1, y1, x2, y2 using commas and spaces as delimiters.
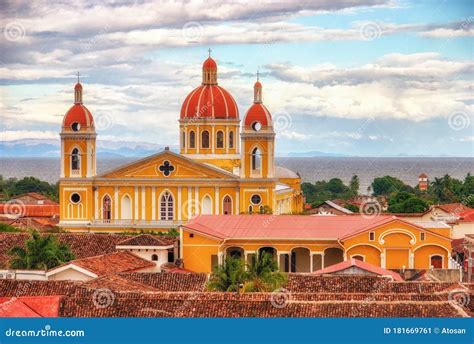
95, 149, 238, 180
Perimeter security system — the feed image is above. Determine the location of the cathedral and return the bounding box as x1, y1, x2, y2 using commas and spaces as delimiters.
59, 55, 304, 232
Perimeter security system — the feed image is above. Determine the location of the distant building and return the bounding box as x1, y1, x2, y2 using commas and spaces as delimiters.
418, 173, 429, 191
11, 192, 57, 205
309, 200, 354, 215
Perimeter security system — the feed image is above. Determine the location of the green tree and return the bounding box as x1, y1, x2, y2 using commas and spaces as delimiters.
207, 256, 247, 292
349, 175, 360, 194
326, 178, 347, 194
8, 230, 75, 270
372, 176, 408, 196
244, 251, 287, 292
388, 192, 429, 213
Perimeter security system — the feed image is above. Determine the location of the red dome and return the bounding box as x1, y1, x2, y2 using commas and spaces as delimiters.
254, 80, 262, 88
203, 57, 217, 69
74, 82, 82, 90
62, 104, 94, 128
244, 103, 272, 127
180, 85, 239, 119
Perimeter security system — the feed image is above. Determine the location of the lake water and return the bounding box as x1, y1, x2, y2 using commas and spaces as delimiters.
1, 157, 473, 193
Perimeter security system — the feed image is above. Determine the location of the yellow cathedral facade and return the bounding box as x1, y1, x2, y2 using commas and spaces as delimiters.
59, 55, 304, 232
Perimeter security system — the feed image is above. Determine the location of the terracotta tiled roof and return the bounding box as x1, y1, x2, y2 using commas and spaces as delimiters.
116, 234, 174, 247
81, 274, 159, 293
0, 280, 81, 297
51, 251, 155, 277
435, 203, 471, 216
60, 292, 466, 318
313, 259, 403, 281
0, 296, 61, 317
459, 209, 474, 223
0, 204, 59, 217
119, 272, 208, 292
0, 233, 177, 269
183, 215, 398, 240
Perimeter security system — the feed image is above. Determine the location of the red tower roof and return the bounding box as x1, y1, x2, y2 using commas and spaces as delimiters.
180, 55, 239, 119
244, 103, 272, 127
62, 104, 94, 128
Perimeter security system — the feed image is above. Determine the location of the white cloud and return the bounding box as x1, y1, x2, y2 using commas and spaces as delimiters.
278, 130, 311, 141
0, 130, 58, 141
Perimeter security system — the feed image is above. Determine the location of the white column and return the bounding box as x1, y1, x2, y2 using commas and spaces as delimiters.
178, 186, 182, 221
134, 186, 138, 221
236, 188, 240, 214
214, 187, 219, 215
60, 140, 65, 178
310, 253, 314, 273
188, 187, 192, 218
94, 188, 98, 220
321, 253, 325, 269
152, 187, 156, 220
409, 251, 414, 269
195, 187, 199, 215
114, 187, 119, 220
196, 126, 200, 154
141, 186, 146, 222
277, 253, 281, 269
225, 126, 229, 153
380, 251, 386, 269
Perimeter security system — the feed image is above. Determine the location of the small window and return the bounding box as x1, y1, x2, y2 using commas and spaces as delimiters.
228, 131, 234, 148
216, 130, 224, 148
70, 193, 81, 204
151, 254, 158, 261
420, 232, 425, 241
251, 194, 262, 205
189, 233, 194, 238
369, 232, 375, 241
259, 205, 264, 214
71, 122, 81, 131
189, 131, 196, 148
201, 130, 210, 149
251, 148, 261, 171
251, 121, 262, 131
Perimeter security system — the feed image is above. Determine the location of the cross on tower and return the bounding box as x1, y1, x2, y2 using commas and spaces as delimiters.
208, 48, 212, 57
256, 70, 260, 81
77, 72, 80, 83
158, 160, 175, 177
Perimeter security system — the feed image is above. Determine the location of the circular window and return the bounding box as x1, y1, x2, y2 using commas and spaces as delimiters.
71, 122, 81, 132
251, 121, 262, 131
251, 194, 262, 205
70, 193, 81, 204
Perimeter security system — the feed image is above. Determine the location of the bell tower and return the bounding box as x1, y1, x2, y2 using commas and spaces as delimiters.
241, 75, 275, 179
60, 74, 96, 178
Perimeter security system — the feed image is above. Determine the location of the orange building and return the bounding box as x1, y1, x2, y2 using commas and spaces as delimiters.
59, 55, 303, 233
180, 215, 452, 273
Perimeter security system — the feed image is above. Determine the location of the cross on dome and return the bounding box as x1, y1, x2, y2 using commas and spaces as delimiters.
208, 48, 212, 57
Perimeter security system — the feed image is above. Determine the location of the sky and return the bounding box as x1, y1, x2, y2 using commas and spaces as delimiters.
0, 0, 473, 157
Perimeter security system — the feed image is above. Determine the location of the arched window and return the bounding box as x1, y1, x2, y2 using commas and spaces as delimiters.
189, 131, 196, 148
248, 205, 253, 214
216, 131, 224, 148
121, 195, 132, 220
181, 131, 186, 148
228, 131, 234, 149
223, 195, 232, 215
352, 255, 364, 261
201, 130, 210, 149
160, 191, 174, 220
102, 195, 112, 222
251, 147, 261, 171
202, 195, 212, 214
71, 148, 80, 171
151, 254, 158, 261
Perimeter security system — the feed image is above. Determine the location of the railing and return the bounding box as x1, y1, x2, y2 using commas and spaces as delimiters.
91, 219, 182, 227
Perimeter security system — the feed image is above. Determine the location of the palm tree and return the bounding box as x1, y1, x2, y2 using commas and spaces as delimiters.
244, 251, 287, 292
8, 230, 75, 270
207, 256, 247, 292
430, 177, 445, 201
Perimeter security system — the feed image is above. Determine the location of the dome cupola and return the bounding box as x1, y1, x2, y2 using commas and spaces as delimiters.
243, 74, 273, 130
62, 74, 94, 132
